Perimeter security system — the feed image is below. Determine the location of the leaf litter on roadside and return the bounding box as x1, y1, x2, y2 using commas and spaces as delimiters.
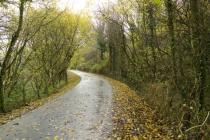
106, 77, 174, 140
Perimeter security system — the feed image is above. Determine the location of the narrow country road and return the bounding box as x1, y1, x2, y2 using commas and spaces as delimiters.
0, 71, 113, 140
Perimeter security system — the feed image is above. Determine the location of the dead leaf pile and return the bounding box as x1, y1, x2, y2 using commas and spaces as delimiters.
106, 77, 175, 140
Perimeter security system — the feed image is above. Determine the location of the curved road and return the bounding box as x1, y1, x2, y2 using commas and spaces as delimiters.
0, 71, 113, 140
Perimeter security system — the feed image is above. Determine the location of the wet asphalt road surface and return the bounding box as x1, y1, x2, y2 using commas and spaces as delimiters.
0, 70, 113, 140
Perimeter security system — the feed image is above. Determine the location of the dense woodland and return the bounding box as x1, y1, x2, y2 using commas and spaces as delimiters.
0, 0, 210, 139
0, 0, 91, 112
73, 0, 210, 139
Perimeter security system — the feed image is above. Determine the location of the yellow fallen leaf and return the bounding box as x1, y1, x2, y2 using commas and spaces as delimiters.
131, 136, 139, 140
54, 136, 59, 140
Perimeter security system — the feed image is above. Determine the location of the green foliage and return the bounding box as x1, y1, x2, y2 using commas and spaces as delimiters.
153, 0, 162, 5
90, 59, 109, 73
90, 0, 210, 138
70, 45, 109, 73
0, 2, 92, 112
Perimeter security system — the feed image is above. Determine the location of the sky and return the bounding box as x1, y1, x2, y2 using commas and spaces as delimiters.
57, 0, 116, 14
57, 0, 100, 13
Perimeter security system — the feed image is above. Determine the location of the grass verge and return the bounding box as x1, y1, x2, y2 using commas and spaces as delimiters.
0, 71, 81, 125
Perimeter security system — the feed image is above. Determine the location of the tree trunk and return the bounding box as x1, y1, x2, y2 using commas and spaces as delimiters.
190, 0, 207, 110
100, 50, 104, 60
109, 42, 113, 73
64, 70, 68, 83
0, 0, 25, 113
22, 87, 26, 105
165, 0, 178, 89
148, 4, 157, 80
0, 75, 5, 112
198, 1, 207, 111
44, 84, 49, 96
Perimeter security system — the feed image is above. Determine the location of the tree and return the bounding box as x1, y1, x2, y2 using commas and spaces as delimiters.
0, 0, 27, 112
28, 9, 81, 97
95, 21, 107, 60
